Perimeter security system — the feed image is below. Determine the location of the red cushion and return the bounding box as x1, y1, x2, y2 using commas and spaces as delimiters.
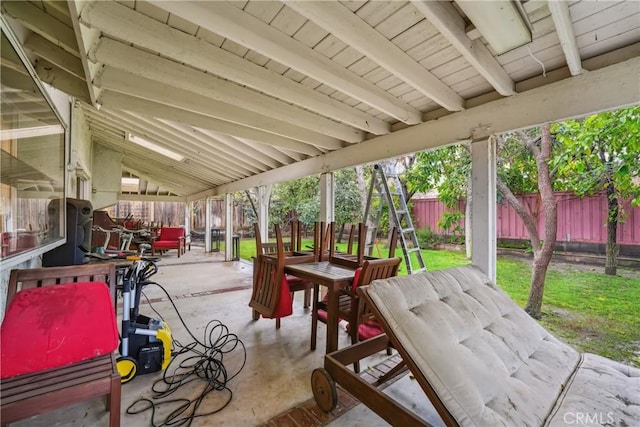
153, 241, 182, 248
1, 282, 119, 379
351, 268, 363, 291
262, 274, 293, 319
159, 227, 184, 241
357, 320, 385, 341
317, 308, 328, 323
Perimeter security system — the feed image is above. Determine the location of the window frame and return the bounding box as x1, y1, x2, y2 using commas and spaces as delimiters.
0, 16, 69, 270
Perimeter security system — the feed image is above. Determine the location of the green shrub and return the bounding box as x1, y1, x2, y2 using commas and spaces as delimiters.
416, 226, 442, 249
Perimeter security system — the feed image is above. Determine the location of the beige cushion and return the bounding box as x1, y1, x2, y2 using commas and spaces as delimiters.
547, 353, 640, 426
363, 265, 639, 426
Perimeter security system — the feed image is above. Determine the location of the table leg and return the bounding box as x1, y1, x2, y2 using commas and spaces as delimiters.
326, 287, 339, 353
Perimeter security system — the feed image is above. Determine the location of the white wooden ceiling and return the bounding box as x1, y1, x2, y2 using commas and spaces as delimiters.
3, 0, 639, 200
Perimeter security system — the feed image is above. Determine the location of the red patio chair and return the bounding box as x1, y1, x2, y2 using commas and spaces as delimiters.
151, 227, 186, 257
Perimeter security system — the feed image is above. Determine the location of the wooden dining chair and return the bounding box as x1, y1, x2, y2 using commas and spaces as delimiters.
329, 222, 370, 269
250, 223, 314, 329
310, 257, 401, 370
314, 221, 335, 261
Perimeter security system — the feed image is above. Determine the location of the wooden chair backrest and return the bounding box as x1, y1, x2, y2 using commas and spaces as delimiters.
249, 223, 289, 318
357, 257, 401, 289
7, 262, 118, 306
260, 242, 293, 254
315, 221, 335, 261
329, 222, 369, 268
290, 220, 303, 252
254, 223, 263, 253
356, 257, 402, 323
345, 224, 356, 254
249, 252, 283, 318
255, 221, 303, 256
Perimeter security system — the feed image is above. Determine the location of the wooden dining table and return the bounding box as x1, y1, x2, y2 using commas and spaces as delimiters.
284, 261, 357, 354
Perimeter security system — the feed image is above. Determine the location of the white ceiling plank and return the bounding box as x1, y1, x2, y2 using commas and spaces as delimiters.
2, 1, 79, 56
98, 90, 323, 156
287, 1, 465, 111
549, 1, 583, 76
80, 1, 389, 135
198, 57, 640, 199
413, 1, 515, 96
95, 65, 345, 150
147, 0, 423, 124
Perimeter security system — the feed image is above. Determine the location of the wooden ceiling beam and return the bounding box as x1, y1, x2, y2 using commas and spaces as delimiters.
2, 1, 79, 56
157, 121, 277, 171
147, 0, 423, 124
193, 57, 640, 199
24, 33, 84, 79
90, 137, 216, 192
94, 63, 346, 149
548, 1, 582, 76
33, 59, 90, 102
98, 90, 323, 157
67, 0, 98, 106
288, 1, 465, 110
413, 1, 515, 96
123, 112, 264, 176
92, 38, 360, 145
80, 1, 389, 135
92, 107, 249, 180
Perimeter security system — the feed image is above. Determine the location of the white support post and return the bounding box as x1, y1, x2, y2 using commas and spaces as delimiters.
471, 135, 497, 283
319, 172, 335, 224
204, 197, 211, 253
184, 201, 191, 250
184, 202, 191, 233
224, 193, 234, 261
256, 185, 271, 243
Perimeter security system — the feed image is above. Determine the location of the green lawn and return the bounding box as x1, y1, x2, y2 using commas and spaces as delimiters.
238, 238, 639, 367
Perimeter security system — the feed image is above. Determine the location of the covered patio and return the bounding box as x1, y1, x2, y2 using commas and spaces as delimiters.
1, 1, 639, 426
10, 246, 441, 426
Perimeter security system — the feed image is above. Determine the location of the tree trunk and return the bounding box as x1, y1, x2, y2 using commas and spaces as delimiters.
465, 173, 472, 259
605, 186, 619, 275
354, 165, 368, 217
522, 125, 557, 319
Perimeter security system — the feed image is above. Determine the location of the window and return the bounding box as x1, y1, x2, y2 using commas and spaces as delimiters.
1, 28, 66, 260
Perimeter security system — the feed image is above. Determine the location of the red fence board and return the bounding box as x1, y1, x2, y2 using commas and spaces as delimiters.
412, 192, 639, 245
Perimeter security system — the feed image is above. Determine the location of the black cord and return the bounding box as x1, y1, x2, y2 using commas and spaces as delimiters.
126, 282, 246, 427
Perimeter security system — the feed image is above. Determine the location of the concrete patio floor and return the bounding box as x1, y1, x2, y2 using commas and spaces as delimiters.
12, 245, 439, 426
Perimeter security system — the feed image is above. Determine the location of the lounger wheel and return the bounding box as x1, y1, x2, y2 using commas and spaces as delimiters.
311, 368, 337, 412
116, 356, 138, 384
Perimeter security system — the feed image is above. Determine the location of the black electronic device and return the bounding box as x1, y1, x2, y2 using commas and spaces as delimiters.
43, 198, 93, 267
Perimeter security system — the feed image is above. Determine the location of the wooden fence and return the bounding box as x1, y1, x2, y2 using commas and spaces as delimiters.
412, 191, 639, 245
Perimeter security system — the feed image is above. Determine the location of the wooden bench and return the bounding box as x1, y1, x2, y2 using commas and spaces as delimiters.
1, 263, 121, 427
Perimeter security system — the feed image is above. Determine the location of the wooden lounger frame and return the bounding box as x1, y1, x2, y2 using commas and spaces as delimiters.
312, 278, 460, 427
